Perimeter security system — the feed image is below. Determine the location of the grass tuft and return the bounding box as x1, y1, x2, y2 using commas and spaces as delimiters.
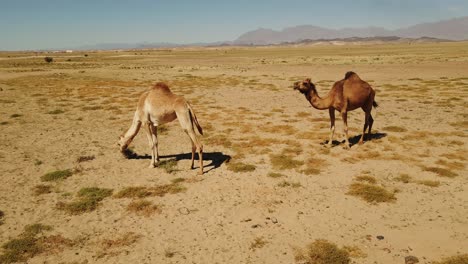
0, 223, 52, 263
127, 200, 161, 217
416, 180, 440, 187
41, 169, 73, 182
394, 174, 411, 183
227, 162, 256, 172
294, 239, 350, 264
34, 184, 52, 195
355, 175, 377, 184
57, 187, 113, 215
250, 237, 268, 250
270, 154, 304, 170
159, 159, 178, 174
47, 109, 65, 115
115, 183, 186, 199
383, 126, 407, 132
433, 254, 468, 264
347, 183, 396, 203
268, 172, 284, 178
77, 155, 95, 163
423, 167, 457, 178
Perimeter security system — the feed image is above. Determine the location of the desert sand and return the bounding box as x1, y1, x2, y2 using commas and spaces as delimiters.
0, 42, 467, 264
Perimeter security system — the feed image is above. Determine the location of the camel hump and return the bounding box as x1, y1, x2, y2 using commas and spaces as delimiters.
152, 82, 172, 92
344, 71, 360, 80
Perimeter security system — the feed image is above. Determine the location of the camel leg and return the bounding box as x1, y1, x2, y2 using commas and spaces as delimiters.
186, 130, 203, 174
328, 108, 335, 147
367, 114, 374, 140
119, 111, 141, 152
190, 141, 196, 169
359, 111, 370, 145
145, 122, 158, 168
341, 111, 350, 149
176, 109, 203, 174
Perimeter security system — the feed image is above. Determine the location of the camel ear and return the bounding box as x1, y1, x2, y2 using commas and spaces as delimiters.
306, 78, 311, 83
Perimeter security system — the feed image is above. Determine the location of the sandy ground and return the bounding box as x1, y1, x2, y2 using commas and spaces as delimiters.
0, 42, 467, 264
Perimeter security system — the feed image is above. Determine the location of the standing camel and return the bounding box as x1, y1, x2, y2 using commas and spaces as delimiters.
293, 71, 378, 148
118, 82, 204, 174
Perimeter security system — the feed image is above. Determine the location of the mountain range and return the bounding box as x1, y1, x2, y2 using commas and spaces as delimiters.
234, 16, 468, 45
69, 16, 468, 50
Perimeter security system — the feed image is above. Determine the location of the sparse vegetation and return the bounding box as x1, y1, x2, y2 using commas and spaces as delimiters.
433, 254, 468, 264
44, 57, 53, 63
270, 154, 304, 170
0, 210, 4, 225
41, 169, 73, 181
347, 183, 396, 203
277, 180, 302, 188
77, 155, 95, 163
383, 126, 407, 132
294, 239, 350, 264
416, 180, 440, 187
423, 167, 457, 178
34, 184, 52, 195
355, 175, 377, 184
227, 161, 256, 172
127, 200, 161, 216
250, 237, 268, 250
0, 223, 52, 263
57, 187, 113, 214
394, 174, 411, 183
268, 172, 284, 178
100, 232, 141, 250
114, 183, 186, 199
159, 159, 178, 174
47, 109, 65, 114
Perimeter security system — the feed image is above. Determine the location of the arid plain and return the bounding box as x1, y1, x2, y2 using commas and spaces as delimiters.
0, 42, 467, 264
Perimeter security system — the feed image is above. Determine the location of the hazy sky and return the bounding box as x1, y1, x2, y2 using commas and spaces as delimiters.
1, 0, 467, 50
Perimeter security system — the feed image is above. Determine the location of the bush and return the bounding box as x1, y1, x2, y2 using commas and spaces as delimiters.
44, 57, 53, 63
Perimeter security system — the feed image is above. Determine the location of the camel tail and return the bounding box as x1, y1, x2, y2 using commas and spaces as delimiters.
187, 103, 203, 135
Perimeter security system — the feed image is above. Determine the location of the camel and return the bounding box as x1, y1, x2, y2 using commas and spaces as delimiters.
118, 82, 204, 174
293, 71, 378, 148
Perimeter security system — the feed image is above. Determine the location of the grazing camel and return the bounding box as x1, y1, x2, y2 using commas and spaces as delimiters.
293, 71, 378, 148
118, 82, 204, 174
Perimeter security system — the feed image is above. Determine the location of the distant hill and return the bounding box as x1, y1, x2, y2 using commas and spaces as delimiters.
234, 16, 468, 45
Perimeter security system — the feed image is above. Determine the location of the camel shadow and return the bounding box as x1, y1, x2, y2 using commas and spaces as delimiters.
122, 149, 230, 173
322, 132, 387, 147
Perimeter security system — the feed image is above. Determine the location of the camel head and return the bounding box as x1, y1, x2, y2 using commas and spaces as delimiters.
293, 78, 315, 95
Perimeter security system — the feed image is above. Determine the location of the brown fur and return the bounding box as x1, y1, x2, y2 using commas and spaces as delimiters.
118, 82, 204, 174
294, 72, 378, 148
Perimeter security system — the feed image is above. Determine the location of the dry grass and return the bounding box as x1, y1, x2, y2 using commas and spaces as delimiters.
268, 172, 285, 178
158, 159, 178, 174
416, 180, 440, 187
77, 155, 95, 163
270, 154, 304, 170
347, 183, 396, 203
227, 161, 256, 172
41, 169, 73, 182
423, 167, 458, 178
57, 187, 113, 215
433, 254, 468, 264
342, 245, 367, 258
127, 200, 161, 217
33, 184, 52, 195
294, 239, 350, 264
277, 181, 302, 188
0, 210, 4, 225
114, 183, 186, 199
0, 223, 52, 263
355, 175, 377, 184
250, 237, 268, 250
394, 174, 411, 183
101, 232, 141, 250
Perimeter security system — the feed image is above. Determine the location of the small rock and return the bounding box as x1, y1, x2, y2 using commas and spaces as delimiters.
298, 211, 304, 215
376, 235, 384, 240
241, 218, 252, 222
405, 255, 419, 264
271, 217, 278, 224
251, 224, 261, 228
178, 207, 190, 215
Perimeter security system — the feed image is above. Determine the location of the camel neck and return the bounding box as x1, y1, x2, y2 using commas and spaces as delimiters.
307, 89, 331, 110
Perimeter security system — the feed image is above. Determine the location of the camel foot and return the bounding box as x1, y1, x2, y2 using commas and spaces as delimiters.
343, 144, 350, 150
358, 140, 364, 145
148, 162, 159, 168
197, 171, 204, 175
